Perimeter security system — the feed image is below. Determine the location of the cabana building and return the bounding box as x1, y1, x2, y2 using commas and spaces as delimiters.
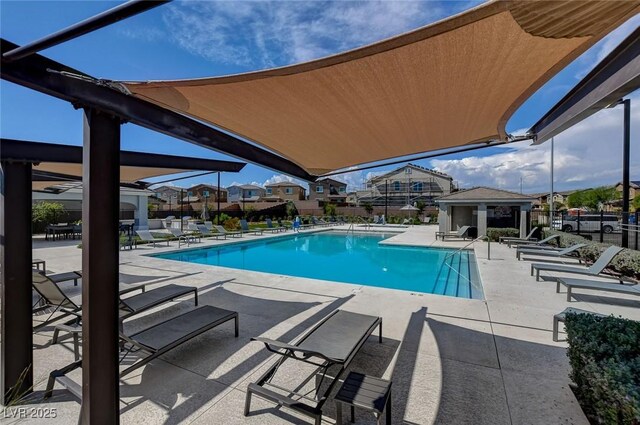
437, 187, 536, 238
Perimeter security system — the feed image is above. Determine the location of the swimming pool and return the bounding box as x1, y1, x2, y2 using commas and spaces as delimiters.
153, 232, 484, 299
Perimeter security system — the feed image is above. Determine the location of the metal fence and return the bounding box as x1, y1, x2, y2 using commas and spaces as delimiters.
531, 210, 639, 250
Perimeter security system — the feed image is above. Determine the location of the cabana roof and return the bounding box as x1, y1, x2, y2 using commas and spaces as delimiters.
122, 0, 639, 176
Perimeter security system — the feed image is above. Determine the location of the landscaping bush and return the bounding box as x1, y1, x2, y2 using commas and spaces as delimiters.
543, 229, 640, 281
224, 217, 240, 231
486, 227, 519, 242
565, 312, 640, 424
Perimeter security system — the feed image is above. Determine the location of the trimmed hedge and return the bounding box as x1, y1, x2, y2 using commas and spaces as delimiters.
565, 313, 640, 424
543, 229, 640, 281
487, 227, 519, 242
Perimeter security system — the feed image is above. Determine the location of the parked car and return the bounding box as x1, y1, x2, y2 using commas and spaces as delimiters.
558, 214, 621, 233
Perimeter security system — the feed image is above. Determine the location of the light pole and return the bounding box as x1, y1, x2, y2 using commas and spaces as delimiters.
217, 172, 221, 224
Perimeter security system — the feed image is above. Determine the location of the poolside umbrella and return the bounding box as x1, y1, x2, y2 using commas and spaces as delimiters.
201, 206, 209, 220
400, 204, 419, 211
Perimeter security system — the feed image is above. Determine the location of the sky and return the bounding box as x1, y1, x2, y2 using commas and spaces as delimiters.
1, 1, 638, 195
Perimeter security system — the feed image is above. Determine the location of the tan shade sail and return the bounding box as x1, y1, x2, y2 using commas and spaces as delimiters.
32, 162, 193, 183
124, 0, 639, 176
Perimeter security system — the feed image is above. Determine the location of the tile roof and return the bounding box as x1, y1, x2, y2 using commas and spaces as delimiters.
437, 186, 536, 201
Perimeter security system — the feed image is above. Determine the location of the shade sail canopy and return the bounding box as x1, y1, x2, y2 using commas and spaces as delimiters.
0, 139, 246, 191
123, 0, 639, 176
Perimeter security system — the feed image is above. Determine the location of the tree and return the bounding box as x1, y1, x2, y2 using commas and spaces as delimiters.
632, 195, 640, 212
415, 200, 426, 217
32, 201, 66, 233
362, 202, 373, 216
323, 203, 337, 217
567, 187, 619, 210
285, 201, 298, 219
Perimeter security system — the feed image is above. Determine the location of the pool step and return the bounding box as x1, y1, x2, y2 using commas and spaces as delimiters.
432, 250, 474, 299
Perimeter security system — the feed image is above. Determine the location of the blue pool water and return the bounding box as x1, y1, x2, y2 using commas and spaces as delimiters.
153, 232, 483, 299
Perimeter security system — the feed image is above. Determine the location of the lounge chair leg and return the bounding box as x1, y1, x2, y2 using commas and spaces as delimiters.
235, 316, 239, 337
336, 402, 343, 425
244, 391, 252, 416
567, 288, 572, 302
552, 318, 559, 342
194, 289, 199, 306
316, 415, 322, 425
379, 321, 383, 343
350, 405, 355, 422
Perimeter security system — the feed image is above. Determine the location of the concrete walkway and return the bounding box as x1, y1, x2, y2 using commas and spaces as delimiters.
11, 225, 640, 424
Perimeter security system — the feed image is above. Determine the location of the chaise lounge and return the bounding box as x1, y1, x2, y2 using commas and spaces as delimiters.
499, 228, 537, 244
436, 225, 470, 240
517, 243, 586, 261
555, 277, 640, 302
241, 219, 264, 235
135, 230, 170, 248
245, 309, 382, 425
530, 245, 627, 282
509, 234, 559, 248
45, 305, 239, 399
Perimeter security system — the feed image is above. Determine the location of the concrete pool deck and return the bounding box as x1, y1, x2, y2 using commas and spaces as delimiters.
12, 225, 640, 424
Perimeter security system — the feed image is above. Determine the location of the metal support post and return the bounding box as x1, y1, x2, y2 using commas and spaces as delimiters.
81, 108, 121, 424
1, 161, 33, 404
622, 99, 630, 248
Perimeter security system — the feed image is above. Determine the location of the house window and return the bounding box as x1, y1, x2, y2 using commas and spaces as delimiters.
393, 181, 401, 191
316, 186, 324, 193
412, 182, 423, 192
339, 187, 346, 193
266, 188, 272, 195
405, 167, 412, 174
203, 190, 209, 197
285, 188, 293, 194
187, 191, 193, 197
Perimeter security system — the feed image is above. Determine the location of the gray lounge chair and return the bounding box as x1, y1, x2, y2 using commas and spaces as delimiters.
265, 218, 286, 233
45, 305, 239, 399
169, 227, 201, 245
508, 234, 559, 248
245, 309, 382, 424
531, 246, 626, 282
135, 230, 170, 248
214, 225, 242, 238
437, 225, 471, 240
195, 224, 227, 240
499, 228, 536, 244
556, 277, 640, 302
552, 307, 606, 342
241, 219, 263, 235
517, 243, 586, 261
32, 270, 145, 330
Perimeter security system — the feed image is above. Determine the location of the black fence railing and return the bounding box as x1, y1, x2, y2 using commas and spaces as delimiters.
531, 210, 639, 250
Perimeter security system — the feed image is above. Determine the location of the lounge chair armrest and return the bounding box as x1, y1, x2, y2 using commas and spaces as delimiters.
251, 337, 337, 363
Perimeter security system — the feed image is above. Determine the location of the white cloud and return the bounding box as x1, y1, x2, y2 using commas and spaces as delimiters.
160, 1, 476, 67
575, 14, 640, 79
262, 174, 307, 187
431, 92, 640, 194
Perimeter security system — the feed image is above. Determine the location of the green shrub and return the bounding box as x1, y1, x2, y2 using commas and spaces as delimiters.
565, 313, 640, 424
486, 227, 519, 242
224, 217, 240, 230
543, 229, 640, 280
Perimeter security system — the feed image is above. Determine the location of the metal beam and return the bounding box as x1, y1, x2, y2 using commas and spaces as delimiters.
0, 139, 246, 173
530, 27, 640, 144
622, 98, 631, 248
1, 161, 33, 405
81, 109, 121, 424
0, 40, 315, 182
3, 1, 170, 62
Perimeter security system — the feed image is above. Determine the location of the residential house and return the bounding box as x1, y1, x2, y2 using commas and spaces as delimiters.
265, 182, 306, 201
153, 185, 181, 210
530, 191, 575, 210
354, 163, 453, 206
188, 184, 227, 203
309, 178, 348, 202
615, 180, 640, 200
227, 184, 266, 203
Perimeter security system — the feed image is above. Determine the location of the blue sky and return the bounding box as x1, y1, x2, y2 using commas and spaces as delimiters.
1, 1, 638, 194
